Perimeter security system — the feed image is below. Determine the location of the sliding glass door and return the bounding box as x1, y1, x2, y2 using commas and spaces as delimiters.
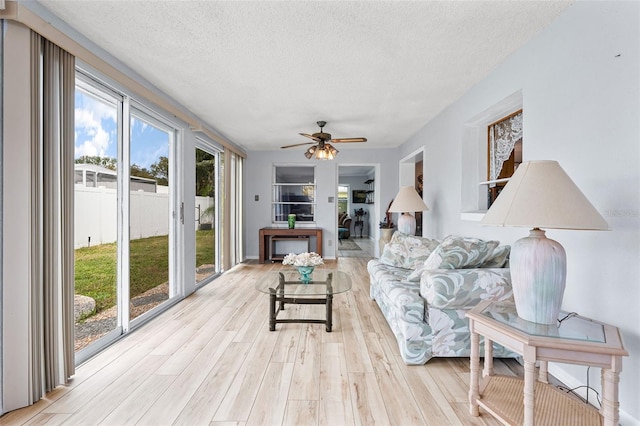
74, 73, 179, 361
74, 80, 121, 353
195, 146, 220, 284
129, 111, 176, 321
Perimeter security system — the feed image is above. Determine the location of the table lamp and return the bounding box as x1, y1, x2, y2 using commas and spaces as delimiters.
481, 160, 608, 324
388, 186, 429, 235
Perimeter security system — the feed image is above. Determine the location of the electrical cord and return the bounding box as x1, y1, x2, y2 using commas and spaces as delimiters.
553, 315, 602, 408
557, 311, 577, 327
557, 366, 602, 408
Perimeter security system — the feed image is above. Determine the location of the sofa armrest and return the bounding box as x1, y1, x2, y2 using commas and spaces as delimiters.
420, 268, 513, 309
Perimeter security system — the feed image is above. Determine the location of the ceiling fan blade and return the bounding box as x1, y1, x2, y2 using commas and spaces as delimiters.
299, 133, 321, 142
331, 137, 368, 143
281, 142, 315, 149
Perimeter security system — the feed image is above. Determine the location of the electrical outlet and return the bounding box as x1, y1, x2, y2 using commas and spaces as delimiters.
254, 195, 259, 201
328, 196, 334, 203
328, 239, 332, 247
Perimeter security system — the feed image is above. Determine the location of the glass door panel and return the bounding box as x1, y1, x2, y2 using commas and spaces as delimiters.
129, 113, 172, 320
195, 148, 218, 284
73, 85, 120, 351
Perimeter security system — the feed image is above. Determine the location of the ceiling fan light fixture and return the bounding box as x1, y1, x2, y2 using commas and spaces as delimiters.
285, 121, 364, 159
315, 148, 329, 160
314, 143, 338, 160
304, 145, 317, 159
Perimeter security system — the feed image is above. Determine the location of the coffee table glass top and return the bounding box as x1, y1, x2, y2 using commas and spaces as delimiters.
255, 269, 352, 296
481, 301, 605, 343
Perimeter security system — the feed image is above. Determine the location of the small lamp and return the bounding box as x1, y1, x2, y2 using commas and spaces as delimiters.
388, 186, 429, 235
481, 160, 608, 324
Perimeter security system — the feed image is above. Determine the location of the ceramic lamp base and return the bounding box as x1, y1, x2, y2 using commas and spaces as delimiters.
397, 213, 416, 235
511, 228, 567, 325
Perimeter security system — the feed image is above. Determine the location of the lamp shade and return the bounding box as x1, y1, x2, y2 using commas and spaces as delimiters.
388, 186, 429, 213
481, 160, 608, 230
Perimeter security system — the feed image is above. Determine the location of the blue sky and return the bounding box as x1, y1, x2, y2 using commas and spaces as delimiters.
75, 89, 169, 169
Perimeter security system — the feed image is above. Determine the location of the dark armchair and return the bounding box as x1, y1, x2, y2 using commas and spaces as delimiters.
338, 214, 352, 241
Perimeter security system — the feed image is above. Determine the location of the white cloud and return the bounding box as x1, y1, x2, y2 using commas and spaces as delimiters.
74, 93, 117, 159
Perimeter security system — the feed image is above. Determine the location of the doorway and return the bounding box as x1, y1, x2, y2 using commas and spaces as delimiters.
399, 149, 425, 236
337, 165, 377, 258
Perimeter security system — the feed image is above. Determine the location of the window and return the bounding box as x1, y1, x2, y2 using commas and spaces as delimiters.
486, 110, 523, 206
272, 166, 316, 223
338, 185, 349, 215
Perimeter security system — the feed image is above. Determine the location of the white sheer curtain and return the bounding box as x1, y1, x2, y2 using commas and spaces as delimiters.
489, 111, 523, 182
30, 30, 75, 399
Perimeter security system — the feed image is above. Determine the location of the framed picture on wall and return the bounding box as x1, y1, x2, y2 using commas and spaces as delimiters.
352, 190, 367, 204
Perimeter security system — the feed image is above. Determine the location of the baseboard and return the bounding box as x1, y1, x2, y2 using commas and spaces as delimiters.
548, 364, 638, 425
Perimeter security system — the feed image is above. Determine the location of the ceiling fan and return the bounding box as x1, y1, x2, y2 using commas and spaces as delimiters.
281, 121, 367, 160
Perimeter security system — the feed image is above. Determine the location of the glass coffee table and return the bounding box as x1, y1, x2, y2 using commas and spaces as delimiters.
255, 269, 352, 332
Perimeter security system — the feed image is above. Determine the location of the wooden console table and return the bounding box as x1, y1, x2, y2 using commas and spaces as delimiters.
259, 227, 323, 263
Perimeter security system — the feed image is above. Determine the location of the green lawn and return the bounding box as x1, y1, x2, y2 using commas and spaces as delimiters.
75, 230, 215, 313
195, 229, 215, 267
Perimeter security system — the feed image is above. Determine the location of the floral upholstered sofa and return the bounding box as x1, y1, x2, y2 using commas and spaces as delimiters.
367, 232, 516, 365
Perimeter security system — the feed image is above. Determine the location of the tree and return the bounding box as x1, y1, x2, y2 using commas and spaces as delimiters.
129, 164, 154, 180
195, 150, 216, 197
150, 156, 169, 186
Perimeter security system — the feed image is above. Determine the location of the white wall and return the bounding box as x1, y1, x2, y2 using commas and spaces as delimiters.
244, 148, 398, 259
399, 1, 639, 422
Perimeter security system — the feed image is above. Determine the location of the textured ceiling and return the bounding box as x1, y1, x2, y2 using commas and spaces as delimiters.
37, 0, 573, 152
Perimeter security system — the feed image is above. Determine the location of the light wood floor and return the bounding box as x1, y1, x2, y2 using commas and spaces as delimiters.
337, 237, 375, 258
1, 258, 524, 426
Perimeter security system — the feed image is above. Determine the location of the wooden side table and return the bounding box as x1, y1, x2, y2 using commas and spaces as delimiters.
467, 300, 628, 426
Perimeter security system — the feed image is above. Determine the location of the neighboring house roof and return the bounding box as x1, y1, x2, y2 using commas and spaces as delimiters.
75, 163, 157, 184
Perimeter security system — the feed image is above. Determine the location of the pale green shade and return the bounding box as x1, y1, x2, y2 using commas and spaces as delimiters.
481, 160, 608, 230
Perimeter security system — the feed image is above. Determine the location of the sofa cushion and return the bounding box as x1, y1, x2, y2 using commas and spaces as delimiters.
406, 262, 429, 282
420, 268, 513, 309
480, 245, 510, 268
367, 258, 412, 285
423, 235, 499, 270
379, 232, 440, 269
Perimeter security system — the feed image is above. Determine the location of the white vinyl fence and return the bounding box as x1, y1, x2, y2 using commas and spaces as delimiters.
75, 186, 214, 249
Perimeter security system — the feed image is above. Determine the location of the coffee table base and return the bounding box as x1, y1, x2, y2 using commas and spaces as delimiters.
268, 272, 334, 332
268, 292, 333, 332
